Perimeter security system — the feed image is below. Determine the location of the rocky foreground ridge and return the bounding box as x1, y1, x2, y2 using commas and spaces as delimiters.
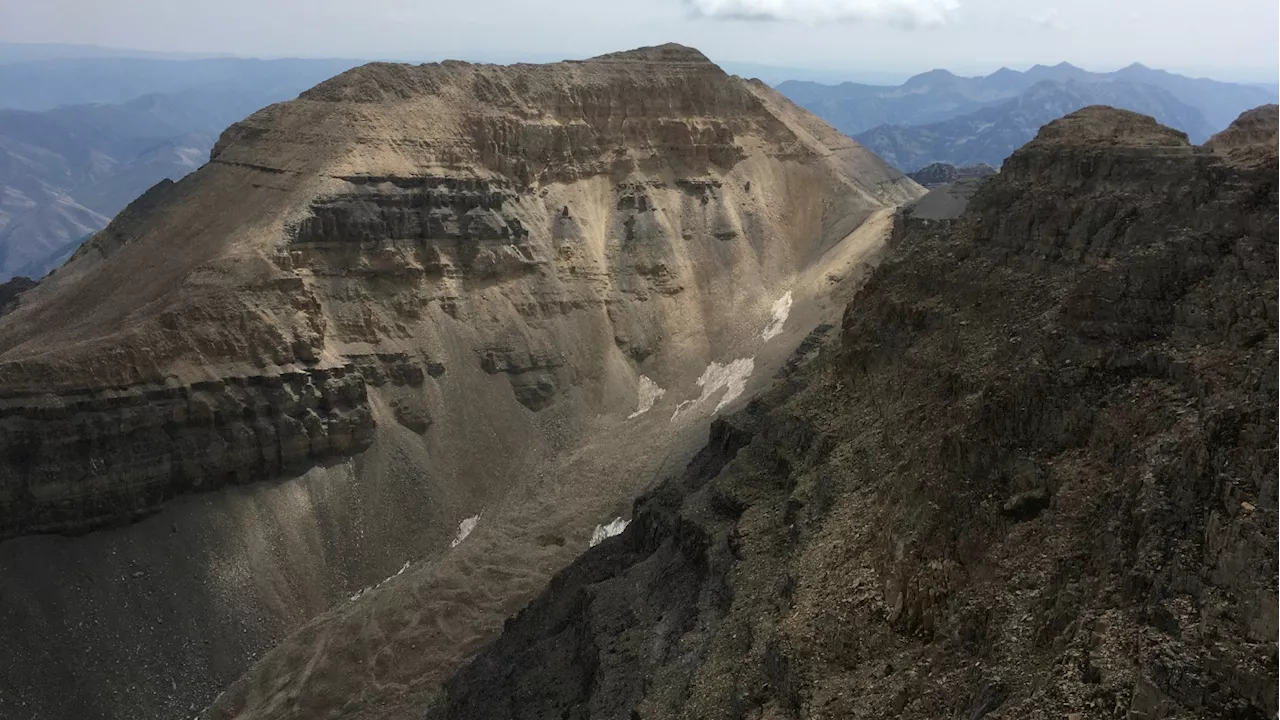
0, 45, 919, 719
422, 106, 1278, 719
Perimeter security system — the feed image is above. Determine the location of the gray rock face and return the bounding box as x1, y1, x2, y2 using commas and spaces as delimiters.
0, 367, 374, 539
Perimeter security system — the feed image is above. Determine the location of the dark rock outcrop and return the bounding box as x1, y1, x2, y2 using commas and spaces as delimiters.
907, 161, 997, 189
0, 367, 373, 539
427, 107, 1278, 720
0, 275, 35, 316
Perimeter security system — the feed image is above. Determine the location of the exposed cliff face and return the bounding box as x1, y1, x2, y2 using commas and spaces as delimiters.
0, 44, 919, 719
0, 367, 375, 539
425, 106, 1278, 720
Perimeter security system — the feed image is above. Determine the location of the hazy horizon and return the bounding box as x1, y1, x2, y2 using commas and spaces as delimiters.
1, 0, 1276, 85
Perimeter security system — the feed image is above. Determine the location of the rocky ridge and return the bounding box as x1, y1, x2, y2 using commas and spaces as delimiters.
424, 106, 1278, 720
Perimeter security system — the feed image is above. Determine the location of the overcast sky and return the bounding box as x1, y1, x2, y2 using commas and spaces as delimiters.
2, 0, 1276, 81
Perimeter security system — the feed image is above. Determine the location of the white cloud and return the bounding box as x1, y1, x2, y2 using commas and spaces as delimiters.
1029, 7, 1066, 29
686, 0, 960, 28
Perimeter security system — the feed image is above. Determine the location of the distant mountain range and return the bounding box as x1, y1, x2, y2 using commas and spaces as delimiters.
906, 162, 997, 189
0, 41, 232, 65
0, 56, 361, 281
778, 62, 1278, 172
0, 55, 359, 111
855, 79, 1218, 172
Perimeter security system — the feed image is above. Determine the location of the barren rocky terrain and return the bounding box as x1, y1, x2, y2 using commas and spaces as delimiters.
0, 44, 919, 719
423, 106, 1279, 720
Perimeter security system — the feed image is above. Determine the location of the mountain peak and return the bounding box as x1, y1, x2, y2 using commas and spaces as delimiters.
291, 45, 722, 108
588, 43, 712, 64
1029, 105, 1191, 148
1029, 61, 1083, 72
902, 68, 959, 87
1204, 103, 1279, 163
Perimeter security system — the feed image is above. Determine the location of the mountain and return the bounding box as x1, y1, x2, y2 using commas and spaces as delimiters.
717, 60, 911, 86
0, 41, 230, 64
0, 44, 920, 720
775, 72, 1014, 137
906, 162, 997, 189
854, 79, 1217, 171
1111, 62, 1280, 129
777, 62, 1278, 138
0, 56, 360, 112
0, 61, 366, 281
417, 107, 1279, 720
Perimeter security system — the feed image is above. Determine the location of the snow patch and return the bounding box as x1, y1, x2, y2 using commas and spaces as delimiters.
671, 358, 755, 422
761, 290, 793, 341
450, 514, 480, 548
590, 517, 630, 547
349, 560, 411, 602
628, 375, 666, 418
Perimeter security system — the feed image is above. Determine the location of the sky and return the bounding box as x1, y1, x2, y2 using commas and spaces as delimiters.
1, 0, 1277, 82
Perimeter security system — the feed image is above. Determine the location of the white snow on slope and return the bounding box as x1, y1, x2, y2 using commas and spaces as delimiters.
671, 358, 755, 422
628, 375, 666, 418
349, 560, 411, 602
450, 514, 480, 548
590, 517, 630, 547
761, 290, 792, 341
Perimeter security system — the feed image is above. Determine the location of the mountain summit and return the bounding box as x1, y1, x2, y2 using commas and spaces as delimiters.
0, 44, 919, 719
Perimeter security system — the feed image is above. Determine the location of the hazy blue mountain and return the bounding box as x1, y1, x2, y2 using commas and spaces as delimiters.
720, 61, 912, 86
0, 58, 363, 280
0, 56, 360, 111
0, 41, 229, 64
1107, 62, 1280, 129
853, 79, 1216, 172
779, 62, 1278, 138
